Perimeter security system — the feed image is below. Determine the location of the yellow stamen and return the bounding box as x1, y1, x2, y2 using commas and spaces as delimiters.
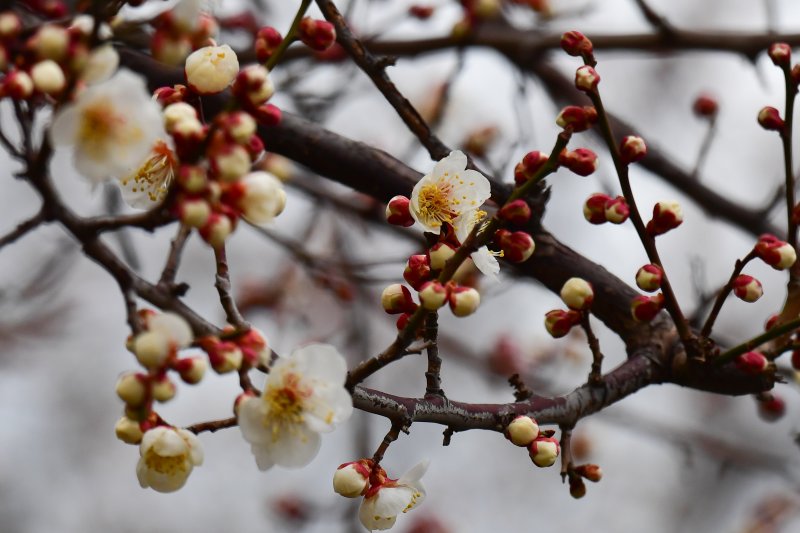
144, 450, 187, 475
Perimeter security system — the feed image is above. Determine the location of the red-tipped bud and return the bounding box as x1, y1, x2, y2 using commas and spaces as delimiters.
428, 242, 456, 271
386, 195, 414, 227
583, 193, 612, 224
151, 375, 176, 402
254, 26, 283, 63
232, 65, 274, 108
403, 254, 432, 290
419, 281, 449, 310
646, 200, 683, 236
765, 313, 780, 331
619, 135, 647, 164
495, 229, 535, 263
199, 213, 234, 249
202, 337, 244, 374
768, 42, 791, 67
735, 351, 769, 375
409, 5, 435, 19
575, 65, 600, 92
380, 283, 417, 314
755, 234, 797, 270
693, 93, 718, 118
498, 199, 532, 225
173, 356, 208, 384
333, 461, 371, 498
560, 277, 593, 310
733, 275, 763, 303
574, 464, 603, 482
449, 286, 480, 317
154, 84, 188, 107
604, 196, 630, 224
635, 264, 663, 292
544, 309, 580, 338
253, 103, 282, 126
555, 105, 597, 133
758, 106, 784, 131
559, 148, 598, 176
529, 436, 560, 467
395, 312, 413, 331
631, 293, 664, 322
3, 70, 33, 99
514, 151, 549, 185
757, 393, 786, 421
505, 415, 540, 447
560, 30, 593, 57
298, 17, 336, 52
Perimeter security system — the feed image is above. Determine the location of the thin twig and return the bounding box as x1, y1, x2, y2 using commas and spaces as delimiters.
580, 313, 604, 386
700, 251, 756, 338
214, 245, 249, 330
0, 209, 46, 250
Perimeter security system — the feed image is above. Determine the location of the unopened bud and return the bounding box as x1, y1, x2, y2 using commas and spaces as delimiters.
116, 372, 147, 406
185, 44, 239, 95
604, 196, 629, 224
693, 93, 718, 118
151, 375, 176, 402
631, 293, 664, 322
757, 393, 786, 421
768, 42, 791, 67
298, 17, 336, 52
449, 286, 480, 317
735, 351, 769, 375
133, 331, 171, 369
115, 416, 144, 444
419, 281, 448, 310
575, 65, 600, 93
646, 201, 683, 236
0, 12, 21, 40
555, 105, 596, 133
560, 30, 593, 57
428, 242, 456, 271
755, 234, 796, 270
583, 193, 611, 224
559, 148, 598, 176
529, 436, 560, 468
569, 476, 586, 499
544, 309, 580, 338
498, 199, 532, 225
381, 283, 417, 314
30, 60, 65, 95
404, 254, 432, 290
178, 198, 212, 228
635, 264, 663, 292
619, 135, 647, 164
505, 416, 540, 447
495, 229, 535, 262
758, 106, 784, 131
560, 277, 593, 310
733, 275, 763, 302
333, 461, 370, 498
173, 356, 207, 384
3, 70, 33, 99
574, 464, 603, 482
514, 151, 549, 185
765, 313, 780, 331
386, 195, 414, 227
254, 26, 283, 63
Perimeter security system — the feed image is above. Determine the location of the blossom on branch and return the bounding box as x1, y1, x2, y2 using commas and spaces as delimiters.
185, 44, 239, 94
136, 426, 203, 493
359, 461, 428, 531
118, 140, 177, 208
237, 344, 353, 470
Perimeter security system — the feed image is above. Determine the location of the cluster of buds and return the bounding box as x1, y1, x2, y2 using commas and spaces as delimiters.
383, 274, 481, 326
646, 201, 683, 236
494, 229, 535, 262
197, 327, 270, 374
559, 148, 598, 176
504, 416, 560, 468
150, 1, 218, 65
514, 151, 550, 185
583, 193, 630, 225
556, 105, 597, 133
733, 274, 763, 302
630, 293, 664, 322
754, 234, 797, 270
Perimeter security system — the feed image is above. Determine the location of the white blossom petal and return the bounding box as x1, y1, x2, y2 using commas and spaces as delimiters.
471, 247, 500, 279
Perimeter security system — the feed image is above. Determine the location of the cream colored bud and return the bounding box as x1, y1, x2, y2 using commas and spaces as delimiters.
333, 463, 369, 498
133, 330, 171, 369
449, 287, 480, 317
429, 243, 456, 271
185, 44, 239, 95
215, 145, 251, 182
506, 416, 539, 447
152, 376, 177, 402
116, 372, 146, 406
180, 199, 211, 228
560, 277, 594, 310
115, 416, 143, 444
530, 437, 560, 468
32, 25, 69, 61
164, 102, 198, 132
419, 281, 448, 310
31, 60, 66, 95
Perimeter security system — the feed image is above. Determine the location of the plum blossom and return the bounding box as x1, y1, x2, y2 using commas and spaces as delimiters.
136, 426, 203, 493
119, 140, 177, 208
185, 44, 239, 94
49, 70, 165, 183
359, 461, 428, 531
133, 312, 193, 369
237, 344, 353, 470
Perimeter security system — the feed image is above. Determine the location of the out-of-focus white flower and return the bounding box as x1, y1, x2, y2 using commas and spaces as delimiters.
119, 140, 177, 209
49, 69, 165, 183
136, 426, 203, 493
238, 171, 286, 224
171, 0, 218, 31
237, 343, 353, 471
184, 44, 238, 94
410, 150, 490, 238
359, 461, 428, 531
133, 312, 193, 369
82, 44, 119, 84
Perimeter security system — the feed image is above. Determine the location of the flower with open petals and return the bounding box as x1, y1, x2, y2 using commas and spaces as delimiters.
119, 140, 177, 208
136, 426, 203, 493
359, 461, 428, 531
49, 70, 165, 183
237, 343, 353, 470
410, 150, 490, 238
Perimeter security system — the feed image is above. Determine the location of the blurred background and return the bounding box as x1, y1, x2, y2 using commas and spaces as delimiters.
2, 0, 800, 531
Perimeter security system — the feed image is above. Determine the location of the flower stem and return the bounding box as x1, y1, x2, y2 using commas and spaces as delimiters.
265, 0, 313, 71
699, 251, 755, 338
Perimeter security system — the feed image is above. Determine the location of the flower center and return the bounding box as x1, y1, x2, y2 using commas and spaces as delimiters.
417, 181, 456, 227
77, 98, 144, 158
144, 450, 187, 475
262, 372, 310, 441
121, 141, 176, 202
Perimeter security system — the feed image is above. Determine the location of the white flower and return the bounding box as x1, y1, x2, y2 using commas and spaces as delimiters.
185, 44, 239, 95
359, 461, 428, 531
238, 171, 287, 224
119, 140, 177, 209
82, 44, 119, 84
136, 426, 203, 493
237, 343, 353, 471
49, 69, 165, 183
471, 246, 500, 279
409, 150, 490, 238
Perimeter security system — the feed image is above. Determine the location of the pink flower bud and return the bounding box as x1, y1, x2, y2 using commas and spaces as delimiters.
768, 42, 791, 67
755, 234, 796, 270
574, 464, 603, 482
619, 135, 647, 164
154, 84, 188, 107
200, 337, 243, 374
514, 151, 549, 185
176, 164, 208, 193
333, 461, 371, 498
735, 351, 769, 375
298, 17, 337, 52
560, 277, 593, 310
555, 105, 597, 132
560, 31, 593, 57
733, 274, 763, 302
396, 312, 412, 331
575, 65, 600, 93
583, 193, 612, 224
529, 436, 560, 467
380, 283, 417, 314
559, 148, 598, 176
505, 416, 540, 447
404, 254, 432, 290
631, 293, 664, 322
449, 285, 480, 317
635, 264, 663, 292
3, 70, 33, 99
386, 195, 414, 227
419, 281, 449, 310
544, 309, 580, 338
254, 26, 283, 63
757, 393, 785, 421
253, 103, 282, 126
498, 199, 532, 225
219, 111, 257, 144
173, 356, 207, 384
758, 106, 784, 131
116, 372, 147, 407
765, 313, 780, 331
604, 196, 630, 224
693, 93, 718, 118
232, 65, 274, 108
646, 201, 683, 236
495, 229, 535, 263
